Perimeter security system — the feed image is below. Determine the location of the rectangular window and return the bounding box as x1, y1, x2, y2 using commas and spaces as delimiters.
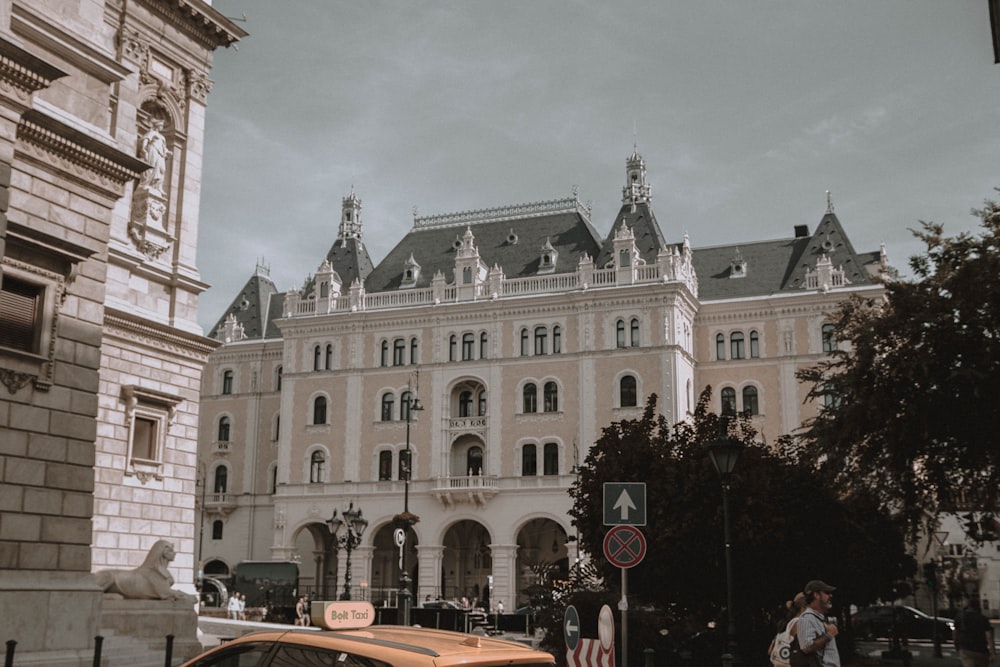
0, 275, 42, 352
132, 416, 158, 461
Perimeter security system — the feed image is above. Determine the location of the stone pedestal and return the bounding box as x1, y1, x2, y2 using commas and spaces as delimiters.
100, 597, 202, 663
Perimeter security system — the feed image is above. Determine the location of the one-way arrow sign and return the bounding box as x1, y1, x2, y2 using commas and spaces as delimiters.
564, 604, 581, 651
603, 482, 646, 526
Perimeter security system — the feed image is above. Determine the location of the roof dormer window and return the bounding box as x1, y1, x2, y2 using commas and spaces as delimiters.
538, 238, 557, 274
730, 248, 747, 279
400, 254, 421, 289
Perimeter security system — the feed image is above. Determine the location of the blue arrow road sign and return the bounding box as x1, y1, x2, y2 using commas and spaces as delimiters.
603, 482, 646, 526
564, 604, 581, 651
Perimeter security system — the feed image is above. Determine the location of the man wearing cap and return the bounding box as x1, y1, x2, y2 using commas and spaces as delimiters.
798, 580, 840, 667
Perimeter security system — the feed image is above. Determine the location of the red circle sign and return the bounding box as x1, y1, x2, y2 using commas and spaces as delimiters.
602, 525, 646, 568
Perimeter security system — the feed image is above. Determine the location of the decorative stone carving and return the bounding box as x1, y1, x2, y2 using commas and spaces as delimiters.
94, 540, 194, 601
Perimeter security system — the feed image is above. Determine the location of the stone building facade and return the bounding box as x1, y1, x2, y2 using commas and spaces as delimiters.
198, 152, 889, 612
0, 1, 243, 664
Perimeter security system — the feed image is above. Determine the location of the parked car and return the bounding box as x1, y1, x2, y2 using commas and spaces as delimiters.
852, 605, 954, 641
182, 603, 554, 667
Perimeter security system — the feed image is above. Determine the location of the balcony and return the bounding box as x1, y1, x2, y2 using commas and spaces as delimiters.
432, 475, 499, 509
202, 492, 237, 516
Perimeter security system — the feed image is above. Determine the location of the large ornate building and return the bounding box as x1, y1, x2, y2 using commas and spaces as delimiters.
198, 150, 888, 611
0, 1, 243, 664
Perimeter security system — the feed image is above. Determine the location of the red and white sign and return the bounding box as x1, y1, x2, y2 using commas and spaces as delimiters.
566, 604, 615, 667
602, 525, 646, 568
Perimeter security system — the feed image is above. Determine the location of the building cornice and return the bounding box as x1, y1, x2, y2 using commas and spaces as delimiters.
105, 307, 220, 358
0, 36, 66, 103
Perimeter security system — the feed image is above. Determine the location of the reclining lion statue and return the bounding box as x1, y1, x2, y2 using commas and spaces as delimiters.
95, 539, 193, 601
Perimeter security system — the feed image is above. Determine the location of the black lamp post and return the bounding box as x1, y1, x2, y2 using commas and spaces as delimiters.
397, 390, 423, 625
706, 436, 744, 667
327, 502, 368, 600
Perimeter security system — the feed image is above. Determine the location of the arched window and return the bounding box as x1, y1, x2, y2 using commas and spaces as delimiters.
313, 345, 322, 371
459, 391, 473, 417
721, 387, 737, 416
310, 450, 325, 483
619, 248, 631, 267
400, 391, 413, 421
313, 396, 327, 425
552, 326, 562, 354
543, 443, 559, 475
378, 450, 392, 481
822, 323, 836, 353
410, 337, 418, 364
480, 332, 488, 359
275, 366, 282, 391
399, 449, 411, 481
449, 334, 457, 362
520, 328, 530, 356
270, 465, 277, 494
325, 344, 333, 370
380, 340, 389, 367
211, 520, 223, 540
523, 383, 537, 413
222, 370, 233, 395
630, 318, 640, 347
213, 465, 228, 493
749, 330, 760, 358
616, 319, 626, 348
534, 326, 547, 355
467, 446, 483, 475
217, 416, 231, 442
716, 333, 726, 360
742, 386, 759, 416
462, 333, 475, 360
393, 339, 405, 366
522, 444, 537, 476
380, 393, 394, 421
620, 375, 637, 408
543, 381, 559, 412
477, 390, 487, 416
731, 332, 745, 359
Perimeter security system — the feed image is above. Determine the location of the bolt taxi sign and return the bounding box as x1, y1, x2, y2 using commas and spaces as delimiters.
311, 600, 375, 630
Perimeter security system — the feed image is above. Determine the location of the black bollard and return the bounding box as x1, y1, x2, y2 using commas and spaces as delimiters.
643, 647, 654, 667
5, 640, 15, 667
164, 633, 174, 667
92, 635, 103, 667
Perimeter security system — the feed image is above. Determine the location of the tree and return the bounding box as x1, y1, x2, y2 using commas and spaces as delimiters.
561, 390, 910, 662
797, 196, 1000, 537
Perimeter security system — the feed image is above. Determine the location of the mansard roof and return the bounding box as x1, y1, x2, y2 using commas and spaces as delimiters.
692, 210, 880, 301
595, 200, 670, 268
207, 267, 279, 340
300, 236, 375, 298
363, 198, 603, 293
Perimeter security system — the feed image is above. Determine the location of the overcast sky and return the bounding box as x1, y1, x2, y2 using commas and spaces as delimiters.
197, 1, 1000, 332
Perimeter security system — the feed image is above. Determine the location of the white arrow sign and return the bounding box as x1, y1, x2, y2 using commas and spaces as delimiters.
613, 488, 637, 521
565, 618, 579, 636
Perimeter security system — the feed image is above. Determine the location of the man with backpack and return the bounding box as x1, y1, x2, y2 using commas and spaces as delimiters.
796, 580, 840, 667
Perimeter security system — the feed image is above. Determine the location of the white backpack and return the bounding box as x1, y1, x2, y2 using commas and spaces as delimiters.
770, 618, 798, 667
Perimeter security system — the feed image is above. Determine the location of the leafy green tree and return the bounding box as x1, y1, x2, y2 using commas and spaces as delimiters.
797, 197, 1000, 536
560, 390, 910, 663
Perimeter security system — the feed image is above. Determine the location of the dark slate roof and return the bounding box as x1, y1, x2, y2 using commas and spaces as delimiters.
207, 270, 280, 340
692, 211, 879, 301
595, 201, 670, 267
363, 202, 604, 293
301, 237, 375, 297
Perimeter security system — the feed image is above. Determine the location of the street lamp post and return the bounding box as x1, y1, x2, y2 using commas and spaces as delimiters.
327, 502, 368, 600
397, 387, 423, 625
706, 435, 744, 667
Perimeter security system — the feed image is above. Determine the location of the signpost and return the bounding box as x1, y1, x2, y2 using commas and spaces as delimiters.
603, 482, 647, 667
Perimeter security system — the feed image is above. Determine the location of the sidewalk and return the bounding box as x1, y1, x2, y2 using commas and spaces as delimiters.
855, 642, 962, 666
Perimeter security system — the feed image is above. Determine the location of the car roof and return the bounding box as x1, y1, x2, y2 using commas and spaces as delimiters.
185, 626, 555, 666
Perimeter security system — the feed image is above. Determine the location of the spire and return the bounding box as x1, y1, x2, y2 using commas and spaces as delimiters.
339, 188, 363, 241
622, 147, 651, 206
826, 190, 834, 214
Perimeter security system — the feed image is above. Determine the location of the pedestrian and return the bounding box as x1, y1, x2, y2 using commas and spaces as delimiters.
237, 592, 246, 621
796, 580, 840, 667
302, 594, 311, 626
294, 596, 305, 626
953, 597, 996, 667
769, 592, 806, 666
227, 592, 240, 620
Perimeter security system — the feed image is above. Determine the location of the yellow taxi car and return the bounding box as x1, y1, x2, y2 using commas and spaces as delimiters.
181, 601, 555, 667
